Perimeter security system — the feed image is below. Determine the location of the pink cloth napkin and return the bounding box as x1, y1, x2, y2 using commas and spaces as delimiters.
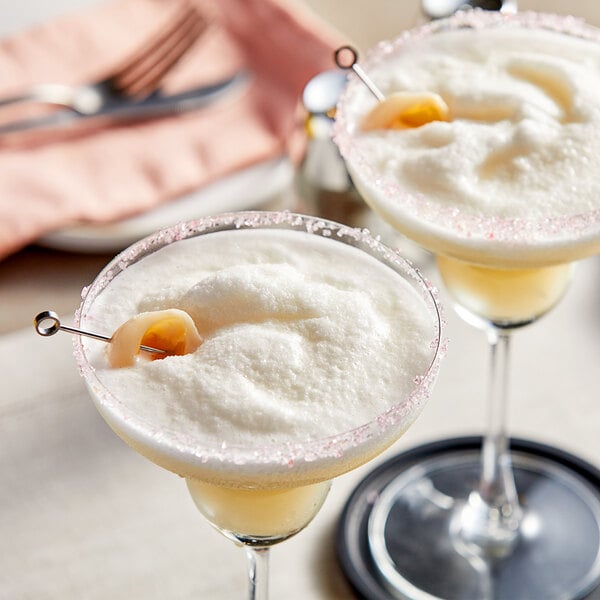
0, 0, 343, 260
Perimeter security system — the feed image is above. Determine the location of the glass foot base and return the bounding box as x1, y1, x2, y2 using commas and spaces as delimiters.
337, 437, 600, 600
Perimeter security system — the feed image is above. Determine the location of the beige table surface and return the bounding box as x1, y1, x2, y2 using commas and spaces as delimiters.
2, 1, 600, 599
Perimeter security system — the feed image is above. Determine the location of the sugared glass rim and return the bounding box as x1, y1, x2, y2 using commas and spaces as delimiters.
333, 10, 600, 267
74, 211, 445, 472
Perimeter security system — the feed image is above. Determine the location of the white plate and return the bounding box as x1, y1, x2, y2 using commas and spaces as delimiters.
39, 157, 295, 253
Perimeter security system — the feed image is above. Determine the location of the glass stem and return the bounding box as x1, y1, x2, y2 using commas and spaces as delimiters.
459, 327, 522, 556
480, 328, 518, 508
245, 546, 270, 600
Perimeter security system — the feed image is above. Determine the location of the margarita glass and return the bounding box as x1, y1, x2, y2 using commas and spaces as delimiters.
73, 211, 443, 599
335, 10, 600, 600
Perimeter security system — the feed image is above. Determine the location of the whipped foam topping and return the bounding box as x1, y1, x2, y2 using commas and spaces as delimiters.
82, 227, 438, 451
335, 12, 600, 266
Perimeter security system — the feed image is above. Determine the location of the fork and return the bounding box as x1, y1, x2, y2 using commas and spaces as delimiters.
0, 1, 206, 116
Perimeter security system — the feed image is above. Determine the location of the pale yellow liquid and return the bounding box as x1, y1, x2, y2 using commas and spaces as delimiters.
99, 400, 400, 543
436, 254, 573, 326
186, 478, 331, 540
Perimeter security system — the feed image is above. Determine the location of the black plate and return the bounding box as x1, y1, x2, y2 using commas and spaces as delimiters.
336, 436, 600, 600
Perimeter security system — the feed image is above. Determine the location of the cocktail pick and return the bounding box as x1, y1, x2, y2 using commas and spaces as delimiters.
33, 310, 166, 354
334, 45, 385, 102
333, 45, 450, 131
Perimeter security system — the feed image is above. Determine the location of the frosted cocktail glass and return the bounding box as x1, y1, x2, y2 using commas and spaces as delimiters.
335, 10, 600, 600
74, 211, 444, 599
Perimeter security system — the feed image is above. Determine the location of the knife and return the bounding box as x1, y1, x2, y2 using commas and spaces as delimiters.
0, 70, 249, 136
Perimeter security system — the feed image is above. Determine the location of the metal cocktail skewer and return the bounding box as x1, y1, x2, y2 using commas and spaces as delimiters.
334, 46, 385, 102
334, 0, 519, 101
33, 310, 166, 354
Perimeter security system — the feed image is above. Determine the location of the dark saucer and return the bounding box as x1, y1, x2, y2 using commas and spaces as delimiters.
336, 436, 600, 600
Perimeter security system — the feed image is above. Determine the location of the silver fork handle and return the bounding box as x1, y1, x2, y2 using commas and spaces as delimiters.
0, 83, 102, 115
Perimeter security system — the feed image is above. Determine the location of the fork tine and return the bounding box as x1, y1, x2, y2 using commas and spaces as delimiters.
111, 2, 194, 81
120, 14, 206, 97
110, 1, 206, 97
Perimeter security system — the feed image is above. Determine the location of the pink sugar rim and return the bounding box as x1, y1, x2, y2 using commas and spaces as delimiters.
73, 211, 446, 470
333, 10, 600, 256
